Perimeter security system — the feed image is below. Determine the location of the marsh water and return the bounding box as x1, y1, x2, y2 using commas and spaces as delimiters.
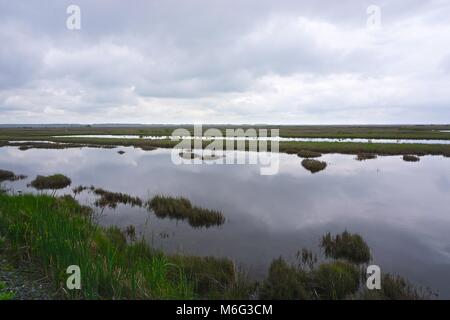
1, 146, 450, 297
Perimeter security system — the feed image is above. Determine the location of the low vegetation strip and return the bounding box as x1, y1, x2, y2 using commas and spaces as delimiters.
146, 195, 225, 228
92, 188, 143, 208
1, 126, 450, 156
297, 150, 322, 158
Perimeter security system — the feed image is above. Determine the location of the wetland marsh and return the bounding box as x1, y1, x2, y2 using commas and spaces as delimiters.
1, 141, 449, 298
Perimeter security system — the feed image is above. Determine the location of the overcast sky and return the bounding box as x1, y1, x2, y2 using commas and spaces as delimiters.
1, 0, 449, 124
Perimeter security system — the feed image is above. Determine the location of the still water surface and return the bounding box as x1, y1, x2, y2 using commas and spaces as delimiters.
1, 146, 449, 297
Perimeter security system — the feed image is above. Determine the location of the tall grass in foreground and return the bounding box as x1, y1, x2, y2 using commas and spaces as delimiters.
0, 194, 194, 299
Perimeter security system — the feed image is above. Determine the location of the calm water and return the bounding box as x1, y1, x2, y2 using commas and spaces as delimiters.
53, 134, 450, 145
1, 146, 450, 297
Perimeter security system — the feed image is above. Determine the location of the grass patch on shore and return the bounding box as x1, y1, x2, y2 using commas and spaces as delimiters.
403, 155, 420, 162
297, 150, 322, 158
146, 195, 225, 228
0, 193, 246, 299
301, 159, 327, 173
30, 174, 71, 191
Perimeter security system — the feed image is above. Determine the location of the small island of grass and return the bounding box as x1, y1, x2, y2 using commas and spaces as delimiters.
30, 174, 71, 191
356, 153, 378, 161
146, 195, 225, 228
301, 159, 327, 173
403, 154, 420, 162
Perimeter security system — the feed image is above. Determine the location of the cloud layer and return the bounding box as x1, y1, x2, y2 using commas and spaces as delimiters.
1, 0, 449, 124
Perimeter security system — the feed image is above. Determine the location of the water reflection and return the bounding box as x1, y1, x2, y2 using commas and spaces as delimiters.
0, 146, 449, 297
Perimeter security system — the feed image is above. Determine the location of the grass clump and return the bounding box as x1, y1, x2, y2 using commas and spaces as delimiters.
402, 155, 420, 162
168, 255, 239, 297
146, 195, 225, 228
0, 169, 26, 182
30, 174, 71, 191
260, 231, 432, 300
260, 258, 360, 300
297, 150, 322, 158
0, 193, 195, 299
0, 170, 15, 182
356, 153, 377, 161
313, 261, 360, 299
301, 159, 327, 173
361, 273, 436, 300
93, 188, 143, 208
260, 257, 313, 299
321, 231, 371, 264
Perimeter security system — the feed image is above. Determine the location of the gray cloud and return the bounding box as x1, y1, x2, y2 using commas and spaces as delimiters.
0, 0, 449, 123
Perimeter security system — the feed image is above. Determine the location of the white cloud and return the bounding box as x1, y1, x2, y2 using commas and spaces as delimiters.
0, 0, 449, 123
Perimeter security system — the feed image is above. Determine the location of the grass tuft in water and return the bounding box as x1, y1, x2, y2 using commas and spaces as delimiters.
297, 150, 322, 158
30, 174, 71, 191
93, 188, 143, 208
356, 153, 377, 161
0, 169, 27, 182
0, 193, 246, 299
146, 195, 225, 228
402, 155, 420, 162
361, 273, 437, 300
321, 231, 371, 264
301, 159, 327, 173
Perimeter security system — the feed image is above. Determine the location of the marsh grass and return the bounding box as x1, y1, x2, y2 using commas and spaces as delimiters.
146, 195, 225, 228
361, 273, 436, 300
301, 159, 327, 173
0, 193, 248, 299
313, 261, 360, 299
260, 231, 431, 300
260, 258, 359, 300
321, 231, 371, 264
0, 169, 27, 182
92, 188, 143, 208
356, 153, 377, 161
297, 150, 322, 158
0, 170, 15, 182
30, 174, 71, 193
0, 193, 194, 299
403, 155, 420, 162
